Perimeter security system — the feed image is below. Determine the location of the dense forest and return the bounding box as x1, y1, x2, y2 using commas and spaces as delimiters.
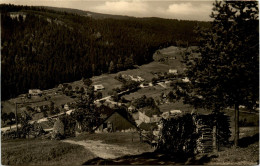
1, 4, 210, 100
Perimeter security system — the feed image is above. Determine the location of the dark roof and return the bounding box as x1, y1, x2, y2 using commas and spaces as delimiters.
94, 107, 138, 131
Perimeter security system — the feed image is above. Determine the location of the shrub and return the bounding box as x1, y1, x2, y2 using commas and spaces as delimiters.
157, 114, 198, 156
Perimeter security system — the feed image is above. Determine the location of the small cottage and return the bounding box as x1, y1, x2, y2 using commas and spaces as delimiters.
94, 84, 105, 91
95, 109, 137, 133
139, 107, 161, 123
64, 104, 70, 111
182, 77, 190, 83
29, 89, 42, 96
128, 105, 136, 113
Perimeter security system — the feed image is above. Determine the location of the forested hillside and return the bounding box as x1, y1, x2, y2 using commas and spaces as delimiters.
1, 4, 210, 100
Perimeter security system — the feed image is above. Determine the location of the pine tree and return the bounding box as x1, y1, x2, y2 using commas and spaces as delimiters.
108, 61, 116, 73
182, 1, 258, 147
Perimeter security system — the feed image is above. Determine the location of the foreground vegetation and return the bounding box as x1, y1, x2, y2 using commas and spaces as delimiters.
1, 138, 96, 165
209, 141, 259, 165
83, 129, 259, 165
83, 141, 259, 165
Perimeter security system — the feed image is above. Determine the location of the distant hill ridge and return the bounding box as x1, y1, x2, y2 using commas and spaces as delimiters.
39, 6, 134, 20
1, 4, 210, 100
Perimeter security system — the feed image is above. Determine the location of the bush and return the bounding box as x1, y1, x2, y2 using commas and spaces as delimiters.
157, 114, 198, 156
132, 95, 158, 109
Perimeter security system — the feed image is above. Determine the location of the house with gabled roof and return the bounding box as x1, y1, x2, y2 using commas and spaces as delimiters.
95, 107, 138, 133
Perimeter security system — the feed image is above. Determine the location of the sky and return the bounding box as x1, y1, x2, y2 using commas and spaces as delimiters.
0, 0, 215, 21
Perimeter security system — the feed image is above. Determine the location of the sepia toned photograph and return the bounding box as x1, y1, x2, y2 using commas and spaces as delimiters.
0, 0, 259, 165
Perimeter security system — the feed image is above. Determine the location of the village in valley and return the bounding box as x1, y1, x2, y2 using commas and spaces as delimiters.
1, 2, 259, 165
2, 46, 259, 164
2, 46, 191, 140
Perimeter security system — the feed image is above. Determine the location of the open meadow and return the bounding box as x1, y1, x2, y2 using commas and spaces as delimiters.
1, 138, 96, 165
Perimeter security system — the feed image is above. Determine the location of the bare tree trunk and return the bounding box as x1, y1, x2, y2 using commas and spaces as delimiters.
234, 104, 239, 147
213, 125, 217, 152
213, 109, 219, 152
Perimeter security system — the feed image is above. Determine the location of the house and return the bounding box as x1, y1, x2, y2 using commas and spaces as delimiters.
139, 107, 161, 123
58, 84, 64, 89
170, 110, 182, 114
169, 56, 176, 60
64, 104, 70, 111
95, 108, 138, 133
169, 69, 178, 75
94, 84, 105, 91
29, 89, 42, 96
162, 93, 167, 99
128, 105, 136, 113
182, 77, 190, 83
129, 75, 144, 82
122, 74, 144, 82
161, 110, 182, 119
34, 106, 43, 113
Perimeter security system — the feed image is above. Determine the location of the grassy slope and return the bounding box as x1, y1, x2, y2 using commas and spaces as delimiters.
208, 142, 259, 165
70, 74, 123, 97
1, 138, 96, 165
72, 132, 152, 152
82, 129, 259, 165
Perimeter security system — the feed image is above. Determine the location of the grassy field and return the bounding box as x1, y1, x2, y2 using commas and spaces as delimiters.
123, 85, 165, 100
69, 74, 123, 97
1, 138, 96, 165
153, 46, 188, 72
117, 62, 170, 82
72, 132, 152, 152
91, 74, 123, 97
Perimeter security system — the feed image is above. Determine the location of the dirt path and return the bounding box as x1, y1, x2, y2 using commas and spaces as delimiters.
62, 139, 141, 159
